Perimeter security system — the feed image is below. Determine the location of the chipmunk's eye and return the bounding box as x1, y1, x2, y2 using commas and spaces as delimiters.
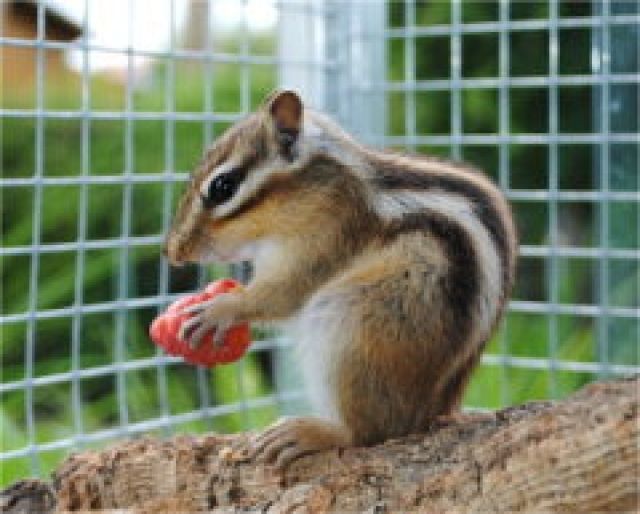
202, 172, 240, 208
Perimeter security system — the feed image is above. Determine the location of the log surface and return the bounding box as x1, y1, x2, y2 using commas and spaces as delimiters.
49, 376, 638, 513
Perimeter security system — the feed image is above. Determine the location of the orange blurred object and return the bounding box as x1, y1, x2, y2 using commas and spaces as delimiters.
149, 279, 251, 367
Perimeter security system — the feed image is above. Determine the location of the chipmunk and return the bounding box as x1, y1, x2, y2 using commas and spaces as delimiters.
165, 90, 517, 468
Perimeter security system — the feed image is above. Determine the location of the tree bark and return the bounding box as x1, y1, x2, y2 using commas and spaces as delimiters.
48, 376, 638, 513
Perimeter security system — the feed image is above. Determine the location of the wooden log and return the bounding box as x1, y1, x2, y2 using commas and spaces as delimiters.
35, 376, 640, 512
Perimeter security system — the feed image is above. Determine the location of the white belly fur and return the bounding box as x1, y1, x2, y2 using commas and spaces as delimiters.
285, 291, 351, 424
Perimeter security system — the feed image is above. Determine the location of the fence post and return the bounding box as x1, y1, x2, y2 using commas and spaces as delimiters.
277, 0, 387, 142
277, 0, 328, 110
321, 0, 387, 143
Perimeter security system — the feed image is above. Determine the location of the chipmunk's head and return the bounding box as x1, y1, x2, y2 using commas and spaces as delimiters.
165, 89, 355, 266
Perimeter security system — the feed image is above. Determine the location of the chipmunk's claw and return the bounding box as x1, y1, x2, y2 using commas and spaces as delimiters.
180, 299, 235, 348
249, 417, 352, 470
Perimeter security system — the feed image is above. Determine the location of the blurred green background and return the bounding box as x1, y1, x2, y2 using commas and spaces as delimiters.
1, 0, 638, 486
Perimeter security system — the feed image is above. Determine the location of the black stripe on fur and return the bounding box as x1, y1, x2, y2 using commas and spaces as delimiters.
383, 210, 480, 352
373, 167, 510, 296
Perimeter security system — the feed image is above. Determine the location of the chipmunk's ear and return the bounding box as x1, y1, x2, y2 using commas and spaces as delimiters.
266, 89, 303, 133
264, 90, 303, 161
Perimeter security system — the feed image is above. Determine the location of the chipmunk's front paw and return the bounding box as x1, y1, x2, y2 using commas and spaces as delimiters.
250, 417, 352, 470
179, 296, 239, 348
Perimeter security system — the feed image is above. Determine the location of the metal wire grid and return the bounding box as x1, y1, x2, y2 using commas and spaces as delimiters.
0, 0, 329, 479
0, 0, 639, 481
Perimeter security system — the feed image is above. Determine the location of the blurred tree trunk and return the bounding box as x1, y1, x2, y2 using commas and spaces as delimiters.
181, 0, 209, 51
49, 376, 638, 513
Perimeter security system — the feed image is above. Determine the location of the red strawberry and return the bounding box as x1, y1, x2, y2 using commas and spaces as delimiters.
149, 279, 251, 367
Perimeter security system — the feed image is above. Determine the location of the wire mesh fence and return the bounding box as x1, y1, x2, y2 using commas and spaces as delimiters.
1, 0, 638, 485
